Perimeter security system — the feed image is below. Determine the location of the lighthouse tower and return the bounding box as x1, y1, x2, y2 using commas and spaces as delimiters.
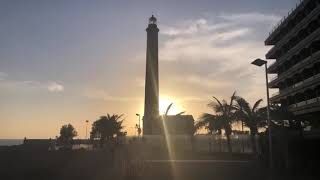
143, 15, 160, 135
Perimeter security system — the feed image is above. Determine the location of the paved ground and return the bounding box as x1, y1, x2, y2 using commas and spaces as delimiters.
119, 159, 266, 180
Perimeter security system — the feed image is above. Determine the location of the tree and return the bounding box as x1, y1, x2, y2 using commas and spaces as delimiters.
258, 104, 300, 129
196, 92, 237, 153
269, 104, 297, 128
195, 114, 224, 135
90, 114, 125, 147
58, 124, 77, 147
235, 97, 265, 153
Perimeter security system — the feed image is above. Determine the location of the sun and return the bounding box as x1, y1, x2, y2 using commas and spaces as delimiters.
159, 96, 184, 115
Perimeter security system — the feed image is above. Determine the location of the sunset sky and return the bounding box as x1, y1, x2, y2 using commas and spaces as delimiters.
0, 0, 300, 138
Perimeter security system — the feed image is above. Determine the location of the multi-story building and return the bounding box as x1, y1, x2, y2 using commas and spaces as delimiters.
266, 0, 320, 123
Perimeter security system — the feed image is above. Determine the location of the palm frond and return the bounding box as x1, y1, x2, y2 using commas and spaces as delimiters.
208, 101, 223, 113
235, 97, 251, 114
194, 119, 209, 130
212, 96, 225, 113
175, 111, 186, 116
228, 91, 237, 113
165, 103, 173, 116
252, 99, 263, 112
199, 113, 216, 121
198, 113, 225, 133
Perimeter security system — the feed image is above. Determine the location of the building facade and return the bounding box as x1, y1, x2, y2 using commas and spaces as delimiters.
266, 0, 320, 123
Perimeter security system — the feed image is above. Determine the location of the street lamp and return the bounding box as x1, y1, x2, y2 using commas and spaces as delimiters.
85, 120, 89, 140
136, 114, 141, 136
251, 58, 273, 169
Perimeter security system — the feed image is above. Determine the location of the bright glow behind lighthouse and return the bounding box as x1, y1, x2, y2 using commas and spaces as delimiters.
159, 96, 184, 115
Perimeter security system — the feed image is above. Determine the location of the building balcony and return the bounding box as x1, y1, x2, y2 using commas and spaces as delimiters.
268, 27, 320, 73
269, 50, 320, 88
270, 73, 320, 103
288, 97, 320, 115
269, 75, 278, 82
266, 5, 320, 59
265, 0, 312, 45
271, 91, 279, 97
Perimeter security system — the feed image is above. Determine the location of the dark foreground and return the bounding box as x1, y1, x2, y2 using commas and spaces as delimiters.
0, 146, 318, 180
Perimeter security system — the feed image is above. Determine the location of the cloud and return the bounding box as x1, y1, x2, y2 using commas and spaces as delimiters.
161, 18, 233, 36
160, 31, 266, 67
161, 12, 280, 37
153, 12, 279, 107
218, 12, 281, 24
47, 82, 64, 92
129, 12, 279, 112
83, 89, 140, 102
0, 73, 64, 93
173, 74, 232, 89
160, 13, 276, 63
158, 12, 277, 73
216, 28, 251, 41
0, 72, 8, 80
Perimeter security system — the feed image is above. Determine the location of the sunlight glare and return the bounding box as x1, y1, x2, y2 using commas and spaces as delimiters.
159, 96, 184, 115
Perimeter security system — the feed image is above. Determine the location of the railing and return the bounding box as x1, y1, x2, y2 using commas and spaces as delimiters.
288, 97, 320, 109
268, 27, 320, 71
288, 104, 297, 109
291, 73, 320, 89
297, 101, 307, 107
270, 50, 320, 85
267, 61, 276, 70
270, 75, 278, 81
271, 73, 320, 100
267, 0, 306, 40
128, 134, 257, 153
307, 97, 318, 104
272, 91, 279, 97
293, 81, 303, 88
267, 4, 320, 57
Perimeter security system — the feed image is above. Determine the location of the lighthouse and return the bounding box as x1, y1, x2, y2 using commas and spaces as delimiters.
143, 15, 160, 135
142, 15, 194, 136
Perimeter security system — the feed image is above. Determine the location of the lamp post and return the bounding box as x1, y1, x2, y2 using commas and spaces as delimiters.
85, 120, 89, 140
136, 113, 141, 136
251, 58, 273, 169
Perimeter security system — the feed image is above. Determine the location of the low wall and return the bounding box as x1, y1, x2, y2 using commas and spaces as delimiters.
123, 134, 256, 153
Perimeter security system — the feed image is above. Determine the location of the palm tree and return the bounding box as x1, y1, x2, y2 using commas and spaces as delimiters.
90, 114, 125, 147
196, 92, 237, 153
268, 104, 296, 128
235, 97, 265, 153
195, 114, 224, 135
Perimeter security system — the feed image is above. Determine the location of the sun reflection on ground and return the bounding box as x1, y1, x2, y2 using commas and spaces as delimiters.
160, 115, 179, 180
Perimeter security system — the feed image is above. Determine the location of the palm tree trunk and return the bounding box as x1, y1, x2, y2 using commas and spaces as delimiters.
226, 134, 232, 153
250, 127, 258, 154
250, 133, 257, 154
100, 136, 106, 148
241, 120, 245, 152
219, 135, 222, 152
225, 127, 232, 153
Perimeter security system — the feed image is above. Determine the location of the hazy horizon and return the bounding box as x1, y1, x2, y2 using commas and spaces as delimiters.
0, 0, 300, 138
